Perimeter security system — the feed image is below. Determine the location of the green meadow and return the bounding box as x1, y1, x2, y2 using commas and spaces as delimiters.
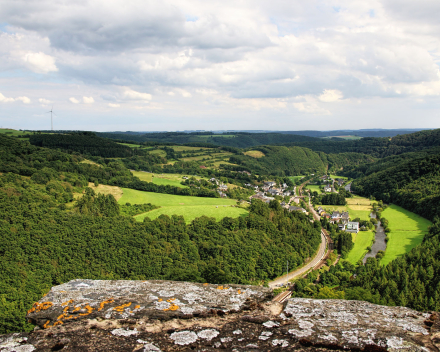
131, 171, 188, 188
307, 184, 323, 194
330, 174, 349, 180
118, 188, 237, 206
118, 187, 246, 223
345, 230, 375, 264
320, 195, 372, 221
380, 204, 431, 266
289, 176, 305, 183
135, 205, 248, 224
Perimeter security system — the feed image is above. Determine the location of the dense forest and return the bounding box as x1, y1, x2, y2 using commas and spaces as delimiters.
0, 172, 320, 333
349, 153, 440, 221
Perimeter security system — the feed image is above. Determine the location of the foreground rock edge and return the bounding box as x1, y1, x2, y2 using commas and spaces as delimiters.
0, 280, 438, 351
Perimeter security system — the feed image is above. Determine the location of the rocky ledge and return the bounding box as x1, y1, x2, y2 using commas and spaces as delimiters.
1, 280, 439, 351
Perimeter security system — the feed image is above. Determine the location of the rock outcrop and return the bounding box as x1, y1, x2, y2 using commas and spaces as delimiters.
1, 279, 439, 351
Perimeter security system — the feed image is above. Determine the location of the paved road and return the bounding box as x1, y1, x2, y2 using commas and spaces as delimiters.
268, 230, 327, 288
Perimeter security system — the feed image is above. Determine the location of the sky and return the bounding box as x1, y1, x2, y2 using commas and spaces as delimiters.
1, 0, 440, 132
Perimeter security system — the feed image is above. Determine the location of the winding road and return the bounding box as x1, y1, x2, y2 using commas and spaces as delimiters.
268, 179, 331, 289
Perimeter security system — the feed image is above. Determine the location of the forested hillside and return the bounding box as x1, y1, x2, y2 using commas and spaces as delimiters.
0, 172, 320, 333
29, 132, 148, 158
349, 153, 440, 221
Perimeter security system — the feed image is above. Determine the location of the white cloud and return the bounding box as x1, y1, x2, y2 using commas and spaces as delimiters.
39, 98, 52, 105
108, 103, 120, 108
23, 52, 57, 74
319, 89, 344, 102
0, 92, 15, 103
83, 96, 95, 104
69, 97, 80, 104
16, 96, 31, 104
121, 88, 152, 101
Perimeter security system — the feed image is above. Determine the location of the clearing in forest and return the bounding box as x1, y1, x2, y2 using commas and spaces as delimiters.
380, 204, 431, 266
321, 195, 372, 221
244, 150, 265, 158
87, 183, 124, 201
131, 171, 188, 188
345, 230, 375, 264
118, 188, 246, 223
135, 205, 248, 224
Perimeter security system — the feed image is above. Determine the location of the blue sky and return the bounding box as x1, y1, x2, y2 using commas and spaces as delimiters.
0, 0, 440, 131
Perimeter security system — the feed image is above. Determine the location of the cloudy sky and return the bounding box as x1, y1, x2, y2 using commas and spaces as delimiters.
1, 0, 440, 131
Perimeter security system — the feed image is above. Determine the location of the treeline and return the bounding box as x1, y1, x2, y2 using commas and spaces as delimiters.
0, 174, 321, 333
29, 132, 149, 158
291, 218, 440, 312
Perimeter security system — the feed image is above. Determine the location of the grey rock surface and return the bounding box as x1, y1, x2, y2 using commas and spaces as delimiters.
1, 280, 438, 351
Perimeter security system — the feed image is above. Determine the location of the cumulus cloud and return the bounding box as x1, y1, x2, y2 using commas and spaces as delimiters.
39, 98, 52, 105
69, 97, 80, 104
0, 93, 30, 104
16, 96, 31, 104
83, 96, 95, 104
0, 92, 15, 103
121, 88, 152, 101
23, 52, 57, 73
319, 89, 344, 102
108, 103, 120, 108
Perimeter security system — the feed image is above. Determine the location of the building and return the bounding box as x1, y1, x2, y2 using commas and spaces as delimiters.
289, 206, 307, 213
346, 222, 360, 233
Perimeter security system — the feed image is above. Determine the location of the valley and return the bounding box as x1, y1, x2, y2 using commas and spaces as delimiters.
0, 128, 440, 334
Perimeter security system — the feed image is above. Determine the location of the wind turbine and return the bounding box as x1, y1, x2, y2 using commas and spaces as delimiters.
46, 106, 56, 131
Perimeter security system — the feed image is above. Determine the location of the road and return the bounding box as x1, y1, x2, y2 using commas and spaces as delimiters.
268, 230, 327, 288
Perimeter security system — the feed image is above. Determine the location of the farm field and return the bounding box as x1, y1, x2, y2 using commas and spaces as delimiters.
135, 205, 248, 224
117, 142, 141, 148
330, 174, 349, 180
131, 171, 188, 188
244, 150, 265, 158
307, 185, 323, 194
380, 204, 431, 266
87, 183, 124, 201
289, 176, 305, 184
320, 195, 372, 221
118, 188, 237, 206
0, 128, 29, 136
345, 230, 375, 264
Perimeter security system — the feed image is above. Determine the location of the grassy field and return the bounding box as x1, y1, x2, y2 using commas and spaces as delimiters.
289, 176, 305, 183
172, 146, 210, 152
131, 171, 188, 188
87, 183, 124, 201
135, 205, 248, 224
307, 184, 323, 194
345, 230, 375, 264
117, 142, 142, 148
330, 174, 349, 180
380, 204, 431, 266
320, 195, 372, 221
244, 150, 265, 158
0, 128, 29, 136
118, 188, 237, 206
149, 149, 167, 157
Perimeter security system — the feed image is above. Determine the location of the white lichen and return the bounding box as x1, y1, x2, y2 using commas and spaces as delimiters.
262, 320, 280, 328
169, 331, 198, 345
298, 320, 314, 329
258, 331, 273, 340
288, 328, 313, 338
197, 329, 219, 341
272, 339, 289, 347
220, 337, 233, 343
111, 328, 139, 337
233, 329, 242, 335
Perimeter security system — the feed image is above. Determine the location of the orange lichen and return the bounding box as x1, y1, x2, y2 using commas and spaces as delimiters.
166, 298, 175, 302
63, 306, 69, 312
158, 298, 163, 302
98, 299, 114, 311
203, 283, 208, 286
72, 307, 81, 313
27, 301, 53, 314
61, 299, 74, 306
237, 289, 241, 294
163, 303, 179, 311
43, 320, 51, 329
134, 305, 140, 309
53, 321, 63, 327
217, 286, 224, 290
57, 313, 66, 321
113, 302, 132, 312
79, 304, 94, 316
